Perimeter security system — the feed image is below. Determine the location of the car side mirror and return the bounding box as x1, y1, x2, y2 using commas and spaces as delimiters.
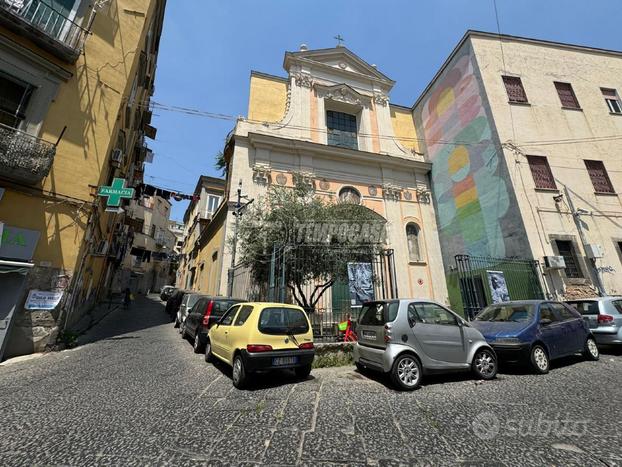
539, 318, 552, 326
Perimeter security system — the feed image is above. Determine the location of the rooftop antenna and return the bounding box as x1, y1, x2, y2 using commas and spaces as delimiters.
334, 34, 345, 47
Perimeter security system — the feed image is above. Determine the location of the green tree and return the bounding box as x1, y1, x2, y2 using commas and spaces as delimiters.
215, 151, 226, 176
234, 179, 385, 311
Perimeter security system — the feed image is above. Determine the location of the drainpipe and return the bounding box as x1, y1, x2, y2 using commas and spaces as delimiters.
563, 185, 606, 296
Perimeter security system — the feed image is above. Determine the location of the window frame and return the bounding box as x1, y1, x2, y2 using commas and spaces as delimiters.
326, 110, 358, 150
234, 305, 253, 326
409, 302, 458, 327
601, 88, 622, 114
554, 82, 581, 110
526, 155, 557, 190
502, 75, 529, 104
584, 160, 615, 194
553, 239, 584, 279
218, 305, 240, 326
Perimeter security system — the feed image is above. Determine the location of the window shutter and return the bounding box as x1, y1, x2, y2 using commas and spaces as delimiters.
502, 76, 528, 103
526, 156, 556, 190
555, 82, 580, 109
602, 88, 616, 98
585, 160, 614, 193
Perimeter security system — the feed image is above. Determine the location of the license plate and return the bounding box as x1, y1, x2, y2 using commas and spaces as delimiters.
362, 331, 376, 339
272, 356, 298, 366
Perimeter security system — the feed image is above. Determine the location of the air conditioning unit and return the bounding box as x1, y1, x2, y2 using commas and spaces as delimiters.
111, 148, 124, 164
585, 244, 604, 259
544, 255, 566, 269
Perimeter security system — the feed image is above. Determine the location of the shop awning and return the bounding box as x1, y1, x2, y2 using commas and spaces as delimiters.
0, 259, 34, 275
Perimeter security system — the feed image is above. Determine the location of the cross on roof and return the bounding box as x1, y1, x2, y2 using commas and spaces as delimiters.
334, 34, 345, 47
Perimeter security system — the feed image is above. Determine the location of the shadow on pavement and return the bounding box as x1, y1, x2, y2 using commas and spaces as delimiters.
77, 295, 171, 346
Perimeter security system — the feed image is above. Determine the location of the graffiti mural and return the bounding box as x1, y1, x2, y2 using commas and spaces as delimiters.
415, 45, 524, 263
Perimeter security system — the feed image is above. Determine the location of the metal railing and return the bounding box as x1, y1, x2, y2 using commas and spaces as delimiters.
0, 0, 90, 56
0, 122, 56, 184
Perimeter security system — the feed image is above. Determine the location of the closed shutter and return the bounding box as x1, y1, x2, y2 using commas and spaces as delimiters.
555, 82, 580, 109
527, 156, 556, 190
585, 160, 614, 193
502, 76, 528, 103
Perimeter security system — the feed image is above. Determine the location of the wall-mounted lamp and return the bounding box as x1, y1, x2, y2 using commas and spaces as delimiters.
553, 194, 564, 203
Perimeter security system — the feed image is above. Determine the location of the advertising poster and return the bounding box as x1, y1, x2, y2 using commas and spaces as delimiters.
487, 271, 510, 304
347, 262, 375, 305
25, 290, 64, 310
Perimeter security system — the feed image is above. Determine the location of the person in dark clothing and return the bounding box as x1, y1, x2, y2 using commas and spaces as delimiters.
124, 288, 132, 309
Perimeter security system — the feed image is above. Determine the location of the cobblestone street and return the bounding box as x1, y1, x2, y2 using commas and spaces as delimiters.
1, 296, 621, 466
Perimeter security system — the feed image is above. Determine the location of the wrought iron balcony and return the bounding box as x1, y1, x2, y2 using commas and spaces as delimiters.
0, 0, 90, 63
0, 123, 56, 184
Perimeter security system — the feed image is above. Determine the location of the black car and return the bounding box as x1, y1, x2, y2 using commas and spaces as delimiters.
165, 289, 190, 320
181, 296, 244, 353
160, 286, 176, 302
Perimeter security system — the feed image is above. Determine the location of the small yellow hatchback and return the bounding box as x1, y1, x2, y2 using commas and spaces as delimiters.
205, 302, 315, 388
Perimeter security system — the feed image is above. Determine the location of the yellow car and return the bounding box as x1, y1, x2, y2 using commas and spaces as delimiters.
205, 302, 315, 388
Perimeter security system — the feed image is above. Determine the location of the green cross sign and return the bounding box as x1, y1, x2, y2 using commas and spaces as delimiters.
97, 178, 135, 207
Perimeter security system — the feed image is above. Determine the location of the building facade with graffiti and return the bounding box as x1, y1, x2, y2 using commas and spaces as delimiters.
414, 31, 622, 307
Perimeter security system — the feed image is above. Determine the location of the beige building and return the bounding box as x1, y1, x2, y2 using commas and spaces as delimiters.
413, 31, 622, 309
201, 44, 449, 309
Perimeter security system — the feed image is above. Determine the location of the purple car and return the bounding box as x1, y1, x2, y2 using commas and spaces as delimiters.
471, 300, 599, 374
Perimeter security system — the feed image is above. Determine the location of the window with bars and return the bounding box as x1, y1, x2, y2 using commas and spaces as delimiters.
585, 160, 615, 194
602, 88, 622, 114
554, 82, 581, 109
0, 71, 34, 128
527, 155, 557, 190
326, 110, 358, 150
555, 240, 583, 279
502, 76, 528, 103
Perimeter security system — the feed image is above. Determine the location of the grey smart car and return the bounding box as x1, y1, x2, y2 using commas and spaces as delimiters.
353, 299, 497, 390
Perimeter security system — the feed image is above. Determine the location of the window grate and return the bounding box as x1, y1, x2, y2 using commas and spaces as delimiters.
555, 240, 582, 279
554, 82, 581, 109
527, 155, 556, 190
502, 76, 528, 103
585, 160, 615, 194
326, 110, 358, 150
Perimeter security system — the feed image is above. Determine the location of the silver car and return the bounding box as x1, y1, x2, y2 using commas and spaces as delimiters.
353, 299, 497, 390
174, 293, 206, 331
566, 297, 622, 345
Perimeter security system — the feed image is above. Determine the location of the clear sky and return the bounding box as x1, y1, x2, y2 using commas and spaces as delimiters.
146, 0, 620, 222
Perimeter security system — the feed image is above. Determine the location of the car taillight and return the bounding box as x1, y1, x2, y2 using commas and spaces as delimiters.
247, 345, 273, 352
202, 301, 214, 326
598, 314, 614, 324
384, 323, 392, 343
299, 342, 314, 350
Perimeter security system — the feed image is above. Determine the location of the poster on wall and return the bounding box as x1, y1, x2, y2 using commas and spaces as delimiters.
347, 262, 375, 306
486, 271, 510, 304
25, 290, 64, 310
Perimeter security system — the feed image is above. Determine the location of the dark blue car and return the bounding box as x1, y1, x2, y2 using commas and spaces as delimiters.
471, 300, 599, 374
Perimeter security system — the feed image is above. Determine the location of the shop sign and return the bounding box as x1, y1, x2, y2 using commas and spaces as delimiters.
97, 178, 135, 207
25, 290, 63, 310
0, 225, 40, 261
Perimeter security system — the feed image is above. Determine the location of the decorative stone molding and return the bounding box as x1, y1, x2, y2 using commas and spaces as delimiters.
319, 179, 330, 191
368, 185, 378, 197
292, 171, 315, 191
292, 72, 313, 88
314, 83, 371, 108
382, 183, 403, 201
373, 92, 389, 107
415, 188, 431, 204
275, 173, 287, 186
252, 162, 271, 184
403, 191, 413, 201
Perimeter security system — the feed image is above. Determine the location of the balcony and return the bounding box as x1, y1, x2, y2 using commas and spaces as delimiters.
0, 123, 56, 184
0, 0, 90, 63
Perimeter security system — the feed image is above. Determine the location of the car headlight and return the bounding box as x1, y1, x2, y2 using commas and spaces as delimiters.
494, 337, 521, 344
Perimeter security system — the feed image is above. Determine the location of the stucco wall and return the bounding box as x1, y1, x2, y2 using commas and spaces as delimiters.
248, 73, 288, 123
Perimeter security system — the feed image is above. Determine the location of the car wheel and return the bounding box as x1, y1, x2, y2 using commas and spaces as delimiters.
180, 322, 187, 339
295, 364, 312, 379
583, 337, 600, 361
355, 362, 366, 373
193, 332, 204, 354
472, 348, 497, 380
173, 316, 180, 328
232, 354, 247, 389
390, 354, 422, 391
204, 340, 213, 363
530, 344, 550, 374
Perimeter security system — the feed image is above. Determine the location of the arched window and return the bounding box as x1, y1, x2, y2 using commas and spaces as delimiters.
406, 223, 422, 262
338, 186, 361, 204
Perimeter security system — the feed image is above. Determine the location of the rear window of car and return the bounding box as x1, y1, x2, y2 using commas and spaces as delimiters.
258, 307, 309, 335
187, 294, 203, 308
358, 302, 399, 326
567, 301, 599, 315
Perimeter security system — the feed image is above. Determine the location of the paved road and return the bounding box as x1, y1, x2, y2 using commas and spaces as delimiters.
1, 296, 621, 466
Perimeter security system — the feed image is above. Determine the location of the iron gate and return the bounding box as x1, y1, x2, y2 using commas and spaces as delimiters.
455, 255, 545, 319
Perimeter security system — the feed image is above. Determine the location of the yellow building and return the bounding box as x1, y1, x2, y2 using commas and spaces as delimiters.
0, 0, 167, 359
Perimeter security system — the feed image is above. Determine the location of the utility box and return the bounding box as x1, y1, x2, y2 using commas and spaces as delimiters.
544, 255, 566, 269
585, 244, 604, 259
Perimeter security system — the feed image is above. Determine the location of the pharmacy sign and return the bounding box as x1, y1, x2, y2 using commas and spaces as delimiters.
97, 178, 134, 207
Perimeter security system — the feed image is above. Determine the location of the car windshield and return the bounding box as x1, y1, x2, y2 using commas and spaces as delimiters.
567, 301, 599, 315
475, 304, 535, 322
258, 307, 309, 335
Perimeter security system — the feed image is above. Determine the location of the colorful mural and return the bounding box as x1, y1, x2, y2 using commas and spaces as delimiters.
415, 45, 518, 263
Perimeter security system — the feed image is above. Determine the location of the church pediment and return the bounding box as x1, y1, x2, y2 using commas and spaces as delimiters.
284, 47, 394, 86
314, 83, 372, 107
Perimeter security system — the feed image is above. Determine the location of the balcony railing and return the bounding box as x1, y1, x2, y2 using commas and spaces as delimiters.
0, 123, 56, 184
0, 0, 90, 62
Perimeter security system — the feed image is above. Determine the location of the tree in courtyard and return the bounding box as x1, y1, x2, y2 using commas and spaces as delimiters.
233, 178, 385, 312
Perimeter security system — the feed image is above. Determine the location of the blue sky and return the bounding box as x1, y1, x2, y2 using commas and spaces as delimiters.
147, 0, 620, 221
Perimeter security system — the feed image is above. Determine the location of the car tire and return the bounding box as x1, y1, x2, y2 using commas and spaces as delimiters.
204, 340, 213, 363
193, 332, 204, 354
174, 317, 180, 329
232, 354, 247, 389
180, 322, 187, 339
355, 362, 366, 373
472, 348, 497, 380
530, 344, 550, 374
390, 354, 422, 391
295, 364, 312, 379
583, 337, 600, 361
